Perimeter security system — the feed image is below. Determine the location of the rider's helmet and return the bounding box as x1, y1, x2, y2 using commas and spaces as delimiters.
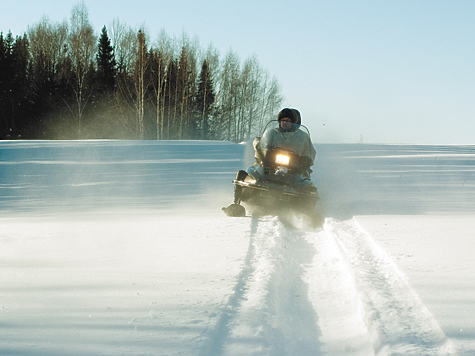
277, 108, 301, 125
277, 108, 301, 132
277, 108, 296, 123
291, 109, 301, 125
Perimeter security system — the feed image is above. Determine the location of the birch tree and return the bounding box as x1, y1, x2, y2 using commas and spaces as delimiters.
239, 55, 262, 141
28, 16, 68, 84
196, 59, 215, 139
176, 34, 199, 139
151, 29, 173, 139
110, 18, 135, 74
27, 17, 69, 137
69, 1, 95, 137
216, 49, 241, 141
176, 43, 194, 139
109, 19, 136, 134
261, 75, 282, 129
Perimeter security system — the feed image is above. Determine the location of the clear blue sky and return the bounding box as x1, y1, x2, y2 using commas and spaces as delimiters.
2, 0, 475, 143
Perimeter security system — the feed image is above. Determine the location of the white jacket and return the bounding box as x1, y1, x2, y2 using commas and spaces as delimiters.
258, 127, 316, 165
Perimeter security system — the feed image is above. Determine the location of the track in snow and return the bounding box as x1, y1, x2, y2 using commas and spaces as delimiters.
200, 216, 322, 356
201, 217, 458, 356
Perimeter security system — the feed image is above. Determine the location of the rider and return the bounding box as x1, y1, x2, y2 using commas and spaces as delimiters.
240, 107, 315, 198
256, 108, 316, 175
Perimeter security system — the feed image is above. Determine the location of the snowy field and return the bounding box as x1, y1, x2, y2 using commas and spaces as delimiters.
1, 140, 475, 355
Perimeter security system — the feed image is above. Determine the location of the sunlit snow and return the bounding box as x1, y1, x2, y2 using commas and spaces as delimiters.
1, 140, 474, 355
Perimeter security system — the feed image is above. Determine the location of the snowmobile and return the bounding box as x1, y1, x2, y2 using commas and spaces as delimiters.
223, 120, 320, 220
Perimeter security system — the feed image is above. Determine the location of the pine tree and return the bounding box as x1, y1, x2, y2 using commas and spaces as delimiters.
0, 32, 8, 138
96, 25, 116, 93
11, 34, 30, 138
134, 29, 148, 139
0, 32, 16, 138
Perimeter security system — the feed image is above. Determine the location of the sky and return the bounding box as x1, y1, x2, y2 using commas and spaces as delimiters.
2, 0, 475, 144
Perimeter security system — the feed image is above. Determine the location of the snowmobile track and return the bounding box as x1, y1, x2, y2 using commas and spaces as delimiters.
323, 218, 458, 355
201, 216, 459, 356
200, 216, 322, 355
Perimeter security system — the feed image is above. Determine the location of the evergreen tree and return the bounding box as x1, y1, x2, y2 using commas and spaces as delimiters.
0, 32, 19, 138
11, 34, 30, 138
96, 25, 116, 93
0, 32, 8, 138
1, 3, 283, 140
177, 45, 189, 139
87, 25, 118, 138
133, 29, 149, 139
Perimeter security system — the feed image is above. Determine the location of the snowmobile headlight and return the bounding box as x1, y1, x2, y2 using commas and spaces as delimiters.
275, 154, 290, 166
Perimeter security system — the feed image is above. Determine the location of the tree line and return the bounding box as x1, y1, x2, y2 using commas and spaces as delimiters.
0, 2, 283, 141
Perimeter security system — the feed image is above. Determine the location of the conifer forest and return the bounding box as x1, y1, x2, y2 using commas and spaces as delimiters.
0, 2, 283, 141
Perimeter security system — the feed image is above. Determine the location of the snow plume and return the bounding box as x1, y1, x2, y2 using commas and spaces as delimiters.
313, 144, 475, 218
0, 140, 245, 215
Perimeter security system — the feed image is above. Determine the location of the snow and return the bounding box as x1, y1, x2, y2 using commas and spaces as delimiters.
1, 140, 475, 355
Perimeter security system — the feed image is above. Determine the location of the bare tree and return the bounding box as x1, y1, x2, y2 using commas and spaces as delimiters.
108, 19, 136, 135
201, 43, 220, 137
69, 1, 95, 137
21, 11, 284, 140
216, 49, 241, 141
240, 55, 262, 141
173, 33, 197, 139
176, 33, 200, 139
110, 18, 135, 74
203, 43, 220, 87
27, 16, 70, 138
214, 52, 282, 142
133, 29, 148, 139
262, 75, 282, 129
28, 16, 68, 82
151, 29, 174, 139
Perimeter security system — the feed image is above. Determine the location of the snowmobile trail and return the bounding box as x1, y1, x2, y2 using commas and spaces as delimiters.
200, 216, 322, 356
317, 218, 458, 355
201, 216, 458, 356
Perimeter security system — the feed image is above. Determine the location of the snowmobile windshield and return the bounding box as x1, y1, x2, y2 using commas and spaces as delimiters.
258, 120, 311, 152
